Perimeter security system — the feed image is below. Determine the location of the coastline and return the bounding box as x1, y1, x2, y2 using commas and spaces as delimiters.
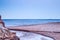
8, 22, 60, 40
8, 22, 60, 32
7, 22, 60, 27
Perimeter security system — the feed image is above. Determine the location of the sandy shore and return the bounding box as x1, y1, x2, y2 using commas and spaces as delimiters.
8, 22, 60, 40
8, 22, 60, 32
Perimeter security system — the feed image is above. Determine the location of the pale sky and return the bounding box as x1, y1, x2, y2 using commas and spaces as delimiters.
0, 0, 60, 19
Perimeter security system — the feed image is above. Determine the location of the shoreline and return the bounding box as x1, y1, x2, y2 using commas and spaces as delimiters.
8, 22, 60, 40
7, 22, 60, 27
8, 22, 60, 32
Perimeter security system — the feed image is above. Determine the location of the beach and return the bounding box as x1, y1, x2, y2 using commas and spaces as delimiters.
8, 22, 60, 40
3, 19, 60, 40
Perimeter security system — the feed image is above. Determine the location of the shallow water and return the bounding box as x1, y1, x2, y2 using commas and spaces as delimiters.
15, 31, 54, 40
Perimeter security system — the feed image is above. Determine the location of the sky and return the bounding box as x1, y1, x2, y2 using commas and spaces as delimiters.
0, 0, 60, 19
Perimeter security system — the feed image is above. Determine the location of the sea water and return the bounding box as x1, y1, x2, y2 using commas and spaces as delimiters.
3, 19, 60, 26
3, 19, 60, 40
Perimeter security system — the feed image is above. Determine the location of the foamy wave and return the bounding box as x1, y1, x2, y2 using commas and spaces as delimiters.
16, 31, 54, 40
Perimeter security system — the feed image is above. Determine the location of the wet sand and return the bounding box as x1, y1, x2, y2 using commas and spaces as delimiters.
8, 22, 60, 40
8, 22, 60, 32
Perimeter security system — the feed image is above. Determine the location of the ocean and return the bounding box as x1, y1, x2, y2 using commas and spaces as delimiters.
3, 19, 60, 26
3, 19, 60, 40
